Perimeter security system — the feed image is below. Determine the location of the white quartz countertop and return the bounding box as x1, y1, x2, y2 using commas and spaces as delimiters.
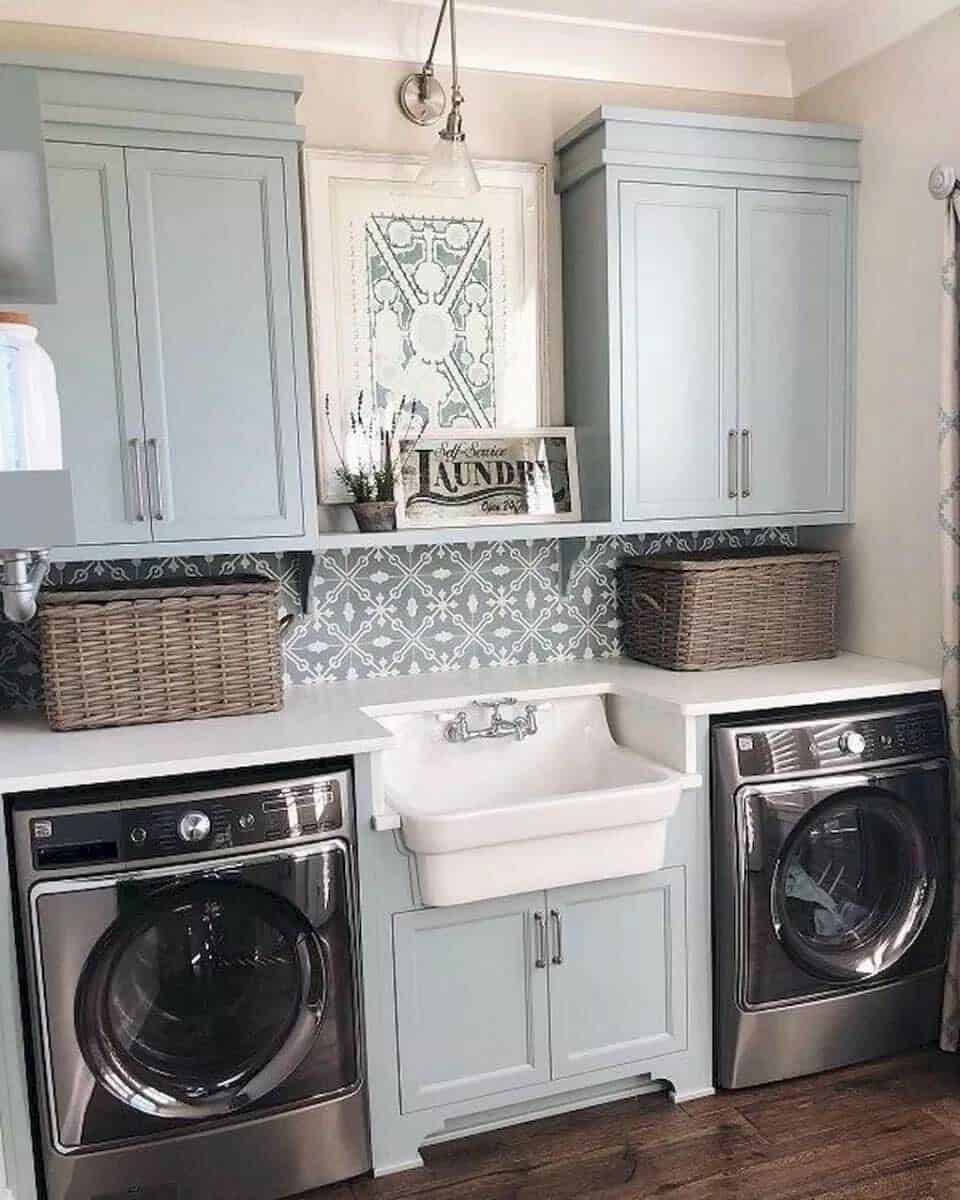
0, 653, 939, 794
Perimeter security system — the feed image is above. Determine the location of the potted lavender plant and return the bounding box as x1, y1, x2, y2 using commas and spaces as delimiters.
325, 392, 427, 532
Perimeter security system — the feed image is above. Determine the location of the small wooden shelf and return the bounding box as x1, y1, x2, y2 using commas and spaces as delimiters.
312, 520, 614, 551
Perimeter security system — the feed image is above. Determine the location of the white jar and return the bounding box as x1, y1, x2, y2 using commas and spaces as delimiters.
0, 311, 62, 472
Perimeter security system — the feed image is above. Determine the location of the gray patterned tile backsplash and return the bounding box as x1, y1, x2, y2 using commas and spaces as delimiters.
0, 529, 796, 711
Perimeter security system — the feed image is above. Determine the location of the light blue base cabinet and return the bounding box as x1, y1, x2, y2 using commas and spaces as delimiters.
353, 722, 714, 1178
394, 869, 688, 1114
10, 52, 317, 558
556, 107, 861, 531
394, 894, 551, 1112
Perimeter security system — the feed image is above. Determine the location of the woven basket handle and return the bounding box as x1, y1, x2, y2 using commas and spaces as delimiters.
279, 613, 296, 636
633, 592, 663, 613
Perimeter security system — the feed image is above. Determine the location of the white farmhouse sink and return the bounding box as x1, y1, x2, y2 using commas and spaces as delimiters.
378, 694, 701, 906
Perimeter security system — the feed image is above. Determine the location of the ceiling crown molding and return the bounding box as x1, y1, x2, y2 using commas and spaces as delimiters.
0, 0, 795, 98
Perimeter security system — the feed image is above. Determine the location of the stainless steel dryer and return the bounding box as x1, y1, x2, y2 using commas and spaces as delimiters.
712, 694, 950, 1090
11, 760, 370, 1200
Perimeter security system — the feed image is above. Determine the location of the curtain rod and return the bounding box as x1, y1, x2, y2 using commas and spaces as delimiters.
930, 164, 958, 199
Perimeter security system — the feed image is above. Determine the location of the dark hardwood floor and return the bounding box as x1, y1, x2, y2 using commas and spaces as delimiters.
305, 1049, 960, 1199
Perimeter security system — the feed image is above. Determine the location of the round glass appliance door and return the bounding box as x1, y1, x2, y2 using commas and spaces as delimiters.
75, 878, 326, 1119
770, 787, 937, 982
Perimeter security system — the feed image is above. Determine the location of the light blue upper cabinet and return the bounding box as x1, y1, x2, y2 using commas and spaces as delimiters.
34, 143, 150, 547
620, 184, 738, 521
14, 53, 317, 558
556, 107, 861, 530
738, 190, 848, 517
126, 149, 303, 542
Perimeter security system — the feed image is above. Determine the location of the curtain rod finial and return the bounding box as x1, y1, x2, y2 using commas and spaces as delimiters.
930, 164, 957, 200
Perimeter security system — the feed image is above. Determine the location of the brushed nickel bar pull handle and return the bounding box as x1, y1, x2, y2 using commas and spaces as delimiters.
147, 436, 165, 520
534, 912, 547, 969
727, 429, 739, 499
128, 438, 146, 522
550, 909, 563, 965
741, 428, 752, 499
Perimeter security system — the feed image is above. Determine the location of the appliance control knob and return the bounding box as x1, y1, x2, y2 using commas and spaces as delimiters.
130, 826, 148, 845
178, 811, 212, 843
839, 730, 867, 756
238, 812, 255, 831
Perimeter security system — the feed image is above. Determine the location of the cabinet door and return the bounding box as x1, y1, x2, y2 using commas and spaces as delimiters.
620, 183, 738, 521
36, 143, 151, 547
393, 895, 550, 1112
738, 190, 848, 516
125, 149, 304, 542
547, 869, 687, 1080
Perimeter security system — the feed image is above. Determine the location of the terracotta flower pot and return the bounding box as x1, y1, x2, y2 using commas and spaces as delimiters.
351, 501, 398, 533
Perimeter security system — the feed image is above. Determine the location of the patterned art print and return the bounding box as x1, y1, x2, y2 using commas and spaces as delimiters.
366, 213, 496, 429
304, 152, 548, 501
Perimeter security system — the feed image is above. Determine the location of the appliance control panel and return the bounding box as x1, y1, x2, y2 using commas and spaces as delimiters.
26, 772, 348, 871
729, 698, 947, 781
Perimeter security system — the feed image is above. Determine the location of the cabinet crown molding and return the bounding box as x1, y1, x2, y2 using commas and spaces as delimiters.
555, 105, 863, 194
0, 51, 303, 142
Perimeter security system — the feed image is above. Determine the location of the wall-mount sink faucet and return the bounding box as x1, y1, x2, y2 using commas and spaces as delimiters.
441, 698, 550, 744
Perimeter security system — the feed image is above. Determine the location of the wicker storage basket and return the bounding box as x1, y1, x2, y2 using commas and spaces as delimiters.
39, 577, 284, 731
618, 549, 839, 671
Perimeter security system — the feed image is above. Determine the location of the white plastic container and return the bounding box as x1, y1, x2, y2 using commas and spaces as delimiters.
0, 311, 61, 472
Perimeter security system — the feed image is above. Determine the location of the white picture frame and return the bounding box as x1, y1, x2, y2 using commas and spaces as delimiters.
303, 148, 550, 502
394, 427, 581, 529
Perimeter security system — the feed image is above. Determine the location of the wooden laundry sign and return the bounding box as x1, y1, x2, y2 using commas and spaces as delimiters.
396, 428, 581, 528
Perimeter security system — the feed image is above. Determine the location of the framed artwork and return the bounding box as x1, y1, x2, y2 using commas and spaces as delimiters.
303, 149, 549, 502
395, 427, 580, 529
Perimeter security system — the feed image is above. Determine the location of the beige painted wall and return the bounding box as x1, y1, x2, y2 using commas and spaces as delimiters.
797, 11, 960, 672
1, 20, 793, 420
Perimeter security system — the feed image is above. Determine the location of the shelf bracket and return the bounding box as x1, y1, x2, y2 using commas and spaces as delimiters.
293, 550, 318, 617
558, 537, 587, 595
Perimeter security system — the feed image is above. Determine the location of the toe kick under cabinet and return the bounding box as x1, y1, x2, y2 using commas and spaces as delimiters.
18, 55, 317, 558
556, 107, 862, 530
393, 870, 688, 1115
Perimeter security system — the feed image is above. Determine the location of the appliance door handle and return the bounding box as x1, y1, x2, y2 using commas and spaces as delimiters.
534, 911, 547, 969
550, 909, 563, 965
741, 428, 752, 499
128, 438, 147, 522
727, 429, 739, 500
147, 436, 166, 521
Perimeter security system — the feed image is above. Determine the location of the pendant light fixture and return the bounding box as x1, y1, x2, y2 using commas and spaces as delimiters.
397, 0, 481, 197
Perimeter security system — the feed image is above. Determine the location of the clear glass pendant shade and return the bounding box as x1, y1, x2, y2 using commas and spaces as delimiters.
416, 132, 481, 197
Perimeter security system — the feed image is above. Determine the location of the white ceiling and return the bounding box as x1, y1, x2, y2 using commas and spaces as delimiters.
0, 0, 956, 96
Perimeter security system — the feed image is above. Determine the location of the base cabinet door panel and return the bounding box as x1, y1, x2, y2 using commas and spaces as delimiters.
547, 869, 687, 1080
737, 190, 848, 517
393, 895, 550, 1113
619, 183, 738, 522
37, 143, 151, 548
125, 148, 305, 542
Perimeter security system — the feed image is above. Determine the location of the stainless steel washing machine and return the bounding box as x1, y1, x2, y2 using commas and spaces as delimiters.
712, 694, 950, 1090
10, 759, 370, 1200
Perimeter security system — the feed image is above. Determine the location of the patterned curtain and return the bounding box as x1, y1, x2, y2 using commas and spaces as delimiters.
939, 189, 960, 1051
